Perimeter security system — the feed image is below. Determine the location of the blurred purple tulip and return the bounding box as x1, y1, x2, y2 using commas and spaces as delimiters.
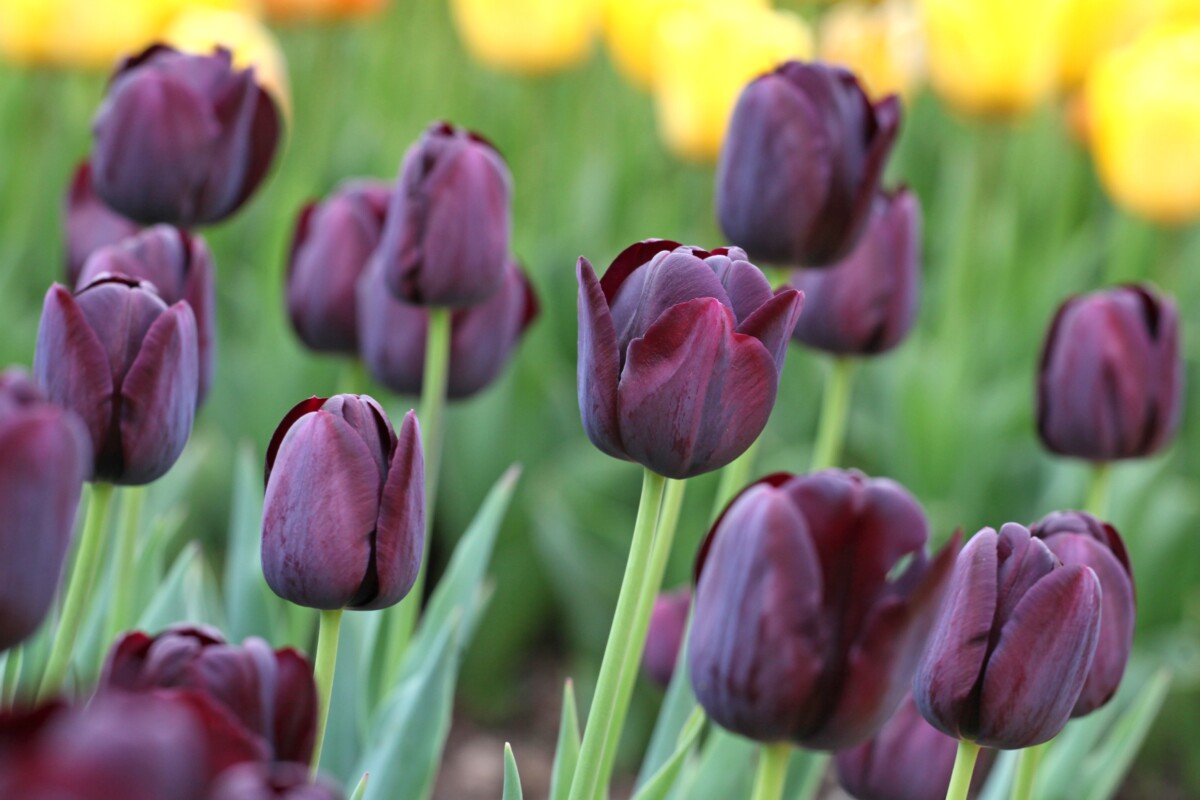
357, 256, 539, 399
689, 470, 959, 749
90, 45, 281, 227
790, 188, 921, 355
577, 240, 803, 479
375, 121, 512, 307
77, 225, 217, 403
0, 370, 91, 653
262, 395, 424, 610
1030, 511, 1135, 716
286, 180, 391, 355
64, 161, 142, 284
34, 276, 199, 485
207, 762, 343, 800
716, 61, 901, 267
914, 523, 1102, 749
1037, 284, 1182, 461
643, 587, 691, 687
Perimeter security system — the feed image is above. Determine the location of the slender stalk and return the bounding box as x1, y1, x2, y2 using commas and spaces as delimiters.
1085, 462, 1112, 518
711, 437, 762, 519
794, 752, 831, 800
2, 648, 22, 707
104, 487, 145, 644
751, 743, 791, 800
310, 608, 344, 777
810, 358, 857, 471
945, 741, 981, 800
1010, 743, 1045, 800
38, 483, 114, 700
568, 469, 667, 800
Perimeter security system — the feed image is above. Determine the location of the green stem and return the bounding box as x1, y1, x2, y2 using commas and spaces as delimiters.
945, 741, 981, 800
38, 483, 114, 700
810, 358, 856, 471
310, 608, 344, 777
2, 648, 23, 707
751, 743, 791, 800
104, 487, 145, 644
568, 469, 667, 800
1085, 462, 1112, 518
1010, 743, 1045, 800
711, 437, 761, 519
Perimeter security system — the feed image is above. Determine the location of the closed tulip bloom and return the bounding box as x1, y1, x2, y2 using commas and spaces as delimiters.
357, 256, 539, 399
451, 0, 600, 75
64, 161, 142, 285
1030, 511, 1135, 716
790, 187, 920, 356
689, 470, 959, 748
91, 44, 281, 227
77, 225, 217, 403
914, 524, 1102, 749
1037, 284, 1182, 461
578, 240, 803, 479
34, 276, 199, 485
716, 61, 901, 267
643, 587, 691, 687
375, 122, 512, 307
0, 370, 91, 653
206, 762, 342, 800
262, 395, 424, 610
819, 0, 926, 102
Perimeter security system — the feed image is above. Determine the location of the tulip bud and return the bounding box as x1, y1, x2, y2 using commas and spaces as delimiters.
643, 587, 691, 687
90, 44, 281, 227
34, 276, 199, 485
689, 470, 959, 748
790, 187, 920, 356
207, 762, 343, 800
0, 370, 91, 653
1037, 284, 1182, 461
262, 395, 424, 610
578, 240, 803, 478
286, 180, 391, 355
914, 524, 1102, 749
1030, 511, 1135, 716
64, 161, 141, 285
450, 0, 600, 75
357, 256, 539, 399
374, 122, 512, 307
77, 225, 217, 404
716, 61, 900, 267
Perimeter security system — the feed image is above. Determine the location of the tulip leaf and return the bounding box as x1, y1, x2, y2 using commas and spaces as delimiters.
223, 443, 277, 642
549, 679, 582, 800
671, 728, 756, 800
137, 541, 212, 632
503, 743, 524, 800
349, 773, 369, 800
637, 613, 696, 787
630, 707, 705, 800
1081, 669, 1171, 800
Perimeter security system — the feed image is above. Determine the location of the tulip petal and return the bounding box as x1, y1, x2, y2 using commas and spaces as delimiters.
357, 256, 429, 395
598, 239, 681, 302
273, 648, 317, 764
447, 261, 537, 399
65, 161, 142, 285
992, 523, 1057, 629
361, 410, 425, 610
708, 255, 775, 325
205, 69, 281, 223
576, 257, 626, 460
188, 639, 276, 748
736, 287, 804, 370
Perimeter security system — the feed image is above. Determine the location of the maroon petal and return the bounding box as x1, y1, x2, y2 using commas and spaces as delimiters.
272, 649, 317, 764
576, 257, 625, 460
447, 260, 539, 399
736, 287, 804, 371
64, 161, 142, 285
165, 688, 271, 780
598, 239, 681, 303
707, 253, 775, 324
992, 524, 1057, 630
355, 256, 429, 396
359, 410, 424, 611
607, 250, 733, 354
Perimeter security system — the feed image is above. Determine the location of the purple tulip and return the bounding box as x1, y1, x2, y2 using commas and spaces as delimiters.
34, 276, 199, 485
1037, 284, 1182, 461
90, 45, 281, 227
77, 225, 217, 404
689, 470, 959, 749
1030, 511, 1135, 716
0, 370, 91, 652
64, 161, 142, 284
207, 762, 343, 800
716, 61, 901, 267
286, 180, 391, 355
914, 523, 1102, 749
577, 240, 803, 479
375, 121, 512, 307
357, 256, 539, 399
643, 587, 691, 687
790, 188, 921, 355
262, 395, 424, 610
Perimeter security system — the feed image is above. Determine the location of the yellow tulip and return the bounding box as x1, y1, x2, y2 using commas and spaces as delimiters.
450, 0, 601, 75
653, 6, 813, 162
261, 0, 387, 22
1087, 23, 1200, 224
819, 0, 925, 101
1055, 0, 1154, 86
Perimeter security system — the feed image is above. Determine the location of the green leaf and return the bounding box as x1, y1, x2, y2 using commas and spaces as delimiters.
549, 679, 582, 800
349, 773, 369, 800
637, 612, 695, 787
1082, 669, 1172, 800
223, 443, 276, 642
503, 743, 524, 800
671, 729, 756, 800
136, 542, 221, 632
631, 707, 705, 800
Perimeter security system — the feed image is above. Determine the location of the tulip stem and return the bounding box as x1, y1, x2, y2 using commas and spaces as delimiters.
568, 468, 667, 800
1085, 463, 1112, 518
945, 740, 981, 800
38, 482, 114, 701
750, 743, 791, 800
310, 608, 343, 778
811, 358, 856, 471
1010, 742, 1046, 800
711, 437, 762, 518
104, 486, 145, 645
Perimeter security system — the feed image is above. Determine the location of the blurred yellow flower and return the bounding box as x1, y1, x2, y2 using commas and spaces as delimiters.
653, 6, 812, 162
1055, 0, 1154, 86
1087, 23, 1200, 224
819, 0, 925, 101
261, 0, 387, 22
450, 0, 601, 75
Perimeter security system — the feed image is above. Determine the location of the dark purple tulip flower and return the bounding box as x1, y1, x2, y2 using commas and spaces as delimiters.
376, 121, 512, 307
836, 693, 996, 800
578, 240, 804, 479
914, 523, 1102, 749
358, 255, 539, 399
689, 470, 959, 749
207, 762, 343, 800
643, 587, 691, 687
64, 160, 142, 284
91, 45, 281, 227
0, 370, 91, 653
262, 395, 424, 610
716, 61, 901, 267
1030, 511, 1135, 717
34, 276, 199, 485
77, 225, 217, 404
1037, 284, 1182, 461
790, 187, 921, 356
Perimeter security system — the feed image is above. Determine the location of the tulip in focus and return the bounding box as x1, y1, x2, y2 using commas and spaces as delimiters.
643, 587, 691, 687
689, 470, 959, 748
819, 0, 926, 102
262, 0, 386, 22
914, 523, 1102, 748
451, 0, 601, 75
64, 161, 142, 284
262, 395, 424, 610
577, 240, 803, 479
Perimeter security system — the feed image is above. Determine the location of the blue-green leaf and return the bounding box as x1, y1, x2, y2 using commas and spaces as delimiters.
549, 679, 582, 800
503, 743, 524, 800
631, 707, 705, 800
